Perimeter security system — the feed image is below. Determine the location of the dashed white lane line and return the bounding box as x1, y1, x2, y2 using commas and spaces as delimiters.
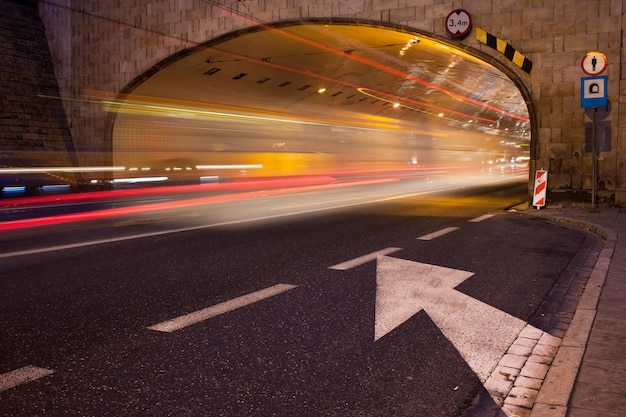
469, 214, 495, 223
0, 366, 54, 392
417, 226, 459, 241
147, 284, 298, 333
328, 247, 402, 270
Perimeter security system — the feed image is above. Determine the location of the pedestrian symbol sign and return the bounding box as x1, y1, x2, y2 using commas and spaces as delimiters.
581, 51, 607, 75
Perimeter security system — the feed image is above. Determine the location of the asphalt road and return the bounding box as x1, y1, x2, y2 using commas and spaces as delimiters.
0, 177, 595, 416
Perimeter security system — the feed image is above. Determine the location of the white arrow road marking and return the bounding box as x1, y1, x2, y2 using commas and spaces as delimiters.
148, 284, 298, 333
0, 366, 54, 392
375, 255, 527, 382
417, 226, 459, 241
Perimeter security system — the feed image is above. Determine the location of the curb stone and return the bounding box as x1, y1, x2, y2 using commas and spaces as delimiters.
520, 209, 616, 417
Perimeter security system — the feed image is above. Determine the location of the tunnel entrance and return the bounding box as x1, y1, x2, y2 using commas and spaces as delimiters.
109, 20, 531, 186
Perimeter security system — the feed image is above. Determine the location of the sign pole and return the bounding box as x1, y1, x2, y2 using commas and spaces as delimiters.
580, 51, 607, 210
591, 106, 597, 210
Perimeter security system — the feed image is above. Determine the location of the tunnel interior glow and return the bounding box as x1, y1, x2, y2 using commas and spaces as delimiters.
110, 21, 530, 184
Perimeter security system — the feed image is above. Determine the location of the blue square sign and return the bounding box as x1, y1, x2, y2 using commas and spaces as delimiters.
581, 76, 608, 108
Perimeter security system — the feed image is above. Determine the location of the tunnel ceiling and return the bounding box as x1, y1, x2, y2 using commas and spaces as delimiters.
120, 21, 530, 141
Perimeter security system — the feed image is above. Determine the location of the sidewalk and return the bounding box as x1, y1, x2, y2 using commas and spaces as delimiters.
520, 205, 625, 417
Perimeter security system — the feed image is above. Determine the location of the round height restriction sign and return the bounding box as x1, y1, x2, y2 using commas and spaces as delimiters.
446, 9, 472, 38
581, 51, 607, 75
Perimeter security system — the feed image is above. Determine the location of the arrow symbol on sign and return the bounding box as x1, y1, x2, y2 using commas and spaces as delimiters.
375, 255, 527, 381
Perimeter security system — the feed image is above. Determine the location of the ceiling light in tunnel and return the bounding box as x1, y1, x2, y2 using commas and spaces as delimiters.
400, 37, 419, 57
317, 87, 327, 94
196, 164, 263, 170
0, 166, 126, 173
204, 68, 221, 76
393, 103, 401, 108
355, 88, 499, 125
183, 23, 529, 129
110, 176, 169, 184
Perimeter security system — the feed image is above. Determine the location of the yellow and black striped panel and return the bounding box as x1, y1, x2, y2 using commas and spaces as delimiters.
476, 27, 532, 74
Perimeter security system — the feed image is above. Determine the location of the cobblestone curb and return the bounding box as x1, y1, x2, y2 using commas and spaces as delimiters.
520, 210, 617, 417
484, 324, 561, 417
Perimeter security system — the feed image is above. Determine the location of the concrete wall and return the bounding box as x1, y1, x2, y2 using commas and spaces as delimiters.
35, 0, 626, 205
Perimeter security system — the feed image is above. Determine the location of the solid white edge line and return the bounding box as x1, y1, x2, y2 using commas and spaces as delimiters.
469, 214, 495, 223
0, 366, 54, 392
147, 283, 298, 333
329, 247, 402, 270
417, 226, 459, 241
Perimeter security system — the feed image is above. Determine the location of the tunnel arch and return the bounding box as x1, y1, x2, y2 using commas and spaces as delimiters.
107, 19, 533, 185
34, 0, 626, 204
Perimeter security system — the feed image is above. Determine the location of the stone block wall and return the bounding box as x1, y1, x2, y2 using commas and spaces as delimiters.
33, 0, 626, 205
0, 0, 76, 176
